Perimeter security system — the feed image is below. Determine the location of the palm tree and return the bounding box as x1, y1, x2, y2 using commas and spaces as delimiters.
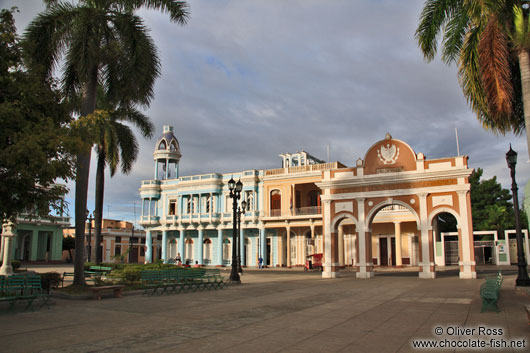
415, 1, 530, 157
92, 102, 154, 265
24, 0, 188, 285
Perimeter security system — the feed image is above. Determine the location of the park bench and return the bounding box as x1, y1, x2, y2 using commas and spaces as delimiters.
0, 275, 40, 311
88, 266, 112, 274
25, 274, 50, 310
480, 271, 503, 312
62, 272, 95, 287
89, 285, 125, 300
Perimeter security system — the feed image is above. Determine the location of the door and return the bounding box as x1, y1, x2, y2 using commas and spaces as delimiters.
266, 238, 272, 265
130, 246, 139, 263
391, 237, 396, 266
380, 238, 388, 266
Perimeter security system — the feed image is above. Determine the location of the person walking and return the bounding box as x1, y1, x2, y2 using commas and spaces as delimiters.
258, 256, 263, 269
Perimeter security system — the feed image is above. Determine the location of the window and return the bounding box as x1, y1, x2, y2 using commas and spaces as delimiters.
223, 238, 231, 262
185, 238, 193, 261
142, 199, 149, 216
270, 190, 281, 215
206, 196, 211, 213
203, 239, 212, 263
115, 245, 121, 256
169, 200, 176, 215
158, 140, 166, 150
116, 236, 121, 243
186, 197, 191, 214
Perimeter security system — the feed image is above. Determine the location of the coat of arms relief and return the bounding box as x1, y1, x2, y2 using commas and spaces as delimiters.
377, 143, 400, 165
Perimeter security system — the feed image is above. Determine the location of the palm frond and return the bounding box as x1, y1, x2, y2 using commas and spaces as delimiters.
114, 123, 139, 174
117, 0, 190, 24
415, 0, 463, 61
478, 15, 513, 117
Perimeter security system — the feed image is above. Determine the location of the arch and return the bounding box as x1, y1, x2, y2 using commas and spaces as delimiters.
203, 238, 212, 263
428, 207, 461, 227
331, 212, 360, 232
366, 199, 420, 231
170, 140, 179, 151
158, 139, 167, 150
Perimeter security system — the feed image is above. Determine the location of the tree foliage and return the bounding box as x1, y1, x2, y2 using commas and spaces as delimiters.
469, 168, 527, 231
0, 8, 76, 223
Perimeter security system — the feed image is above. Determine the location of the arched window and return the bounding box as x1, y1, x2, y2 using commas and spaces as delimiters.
223, 238, 231, 263
270, 190, 281, 216
158, 140, 167, 150
203, 239, 212, 264
170, 141, 178, 151
185, 238, 193, 261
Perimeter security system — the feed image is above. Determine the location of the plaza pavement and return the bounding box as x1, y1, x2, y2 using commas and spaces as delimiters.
0, 266, 529, 353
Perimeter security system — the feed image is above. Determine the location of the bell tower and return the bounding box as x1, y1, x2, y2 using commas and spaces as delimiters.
153, 125, 182, 180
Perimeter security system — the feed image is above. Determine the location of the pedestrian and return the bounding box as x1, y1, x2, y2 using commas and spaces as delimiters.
175, 252, 182, 266
258, 256, 263, 269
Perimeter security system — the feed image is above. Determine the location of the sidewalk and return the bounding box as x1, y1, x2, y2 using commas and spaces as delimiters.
1, 269, 529, 352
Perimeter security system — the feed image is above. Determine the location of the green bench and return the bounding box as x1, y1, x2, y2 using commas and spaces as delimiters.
0, 274, 49, 312
140, 268, 226, 296
88, 266, 112, 274
480, 271, 503, 312
62, 271, 95, 287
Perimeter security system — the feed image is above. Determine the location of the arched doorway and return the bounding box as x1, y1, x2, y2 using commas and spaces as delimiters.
222, 238, 231, 265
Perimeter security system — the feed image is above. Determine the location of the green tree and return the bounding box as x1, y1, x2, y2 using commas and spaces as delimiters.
0, 8, 75, 223
468, 168, 528, 233
415, 1, 530, 157
24, 0, 188, 285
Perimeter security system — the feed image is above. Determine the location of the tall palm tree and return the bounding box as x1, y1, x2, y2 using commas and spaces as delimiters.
24, 0, 188, 285
415, 1, 530, 157
92, 101, 154, 265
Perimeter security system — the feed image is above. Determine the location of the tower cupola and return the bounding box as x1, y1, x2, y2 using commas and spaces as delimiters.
153, 125, 181, 180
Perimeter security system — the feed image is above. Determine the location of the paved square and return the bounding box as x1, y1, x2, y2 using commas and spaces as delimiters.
1, 269, 528, 352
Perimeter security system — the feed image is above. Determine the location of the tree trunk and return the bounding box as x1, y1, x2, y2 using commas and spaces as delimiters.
73, 66, 98, 286
94, 151, 105, 265
519, 50, 530, 160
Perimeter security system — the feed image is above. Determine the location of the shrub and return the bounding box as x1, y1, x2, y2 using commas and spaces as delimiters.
40, 272, 62, 291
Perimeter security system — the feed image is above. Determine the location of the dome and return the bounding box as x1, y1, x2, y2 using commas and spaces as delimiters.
154, 125, 182, 162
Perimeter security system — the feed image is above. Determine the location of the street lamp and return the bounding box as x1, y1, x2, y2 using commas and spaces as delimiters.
86, 210, 94, 263
506, 146, 530, 286
228, 178, 243, 283
237, 199, 247, 273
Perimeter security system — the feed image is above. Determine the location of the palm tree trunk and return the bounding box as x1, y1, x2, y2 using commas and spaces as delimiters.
73, 66, 98, 286
519, 50, 530, 160
94, 151, 105, 265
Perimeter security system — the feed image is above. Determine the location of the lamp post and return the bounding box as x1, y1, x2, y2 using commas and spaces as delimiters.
237, 200, 247, 273
86, 210, 94, 263
228, 178, 243, 283
506, 146, 530, 286
129, 225, 134, 263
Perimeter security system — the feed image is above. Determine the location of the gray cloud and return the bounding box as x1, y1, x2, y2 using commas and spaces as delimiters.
4, 0, 530, 224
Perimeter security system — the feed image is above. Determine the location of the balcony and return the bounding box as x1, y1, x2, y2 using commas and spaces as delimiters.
264, 206, 322, 218
139, 216, 160, 226
265, 162, 343, 176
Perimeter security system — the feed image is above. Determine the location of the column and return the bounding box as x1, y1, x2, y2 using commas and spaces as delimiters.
338, 224, 344, 266
259, 226, 266, 266
310, 223, 315, 254
165, 159, 169, 179
217, 228, 224, 266
162, 230, 168, 263
418, 193, 435, 278
322, 199, 339, 278
356, 198, 373, 278
286, 223, 291, 267
154, 160, 158, 179
457, 190, 477, 279
30, 229, 38, 261
179, 228, 185, 260
0, 222, 15, 276
198, 227, 204, 265
240, 226, 245, 266
145, 230, 152, 263
394, 221, 402, 267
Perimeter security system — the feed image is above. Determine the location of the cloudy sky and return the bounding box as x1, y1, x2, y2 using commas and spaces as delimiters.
3, 0, 530, 226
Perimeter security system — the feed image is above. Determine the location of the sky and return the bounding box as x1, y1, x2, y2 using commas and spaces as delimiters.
3, 0, 530, 227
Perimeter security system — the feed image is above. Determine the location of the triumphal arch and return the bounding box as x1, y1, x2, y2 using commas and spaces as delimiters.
318, 134, 476, 279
